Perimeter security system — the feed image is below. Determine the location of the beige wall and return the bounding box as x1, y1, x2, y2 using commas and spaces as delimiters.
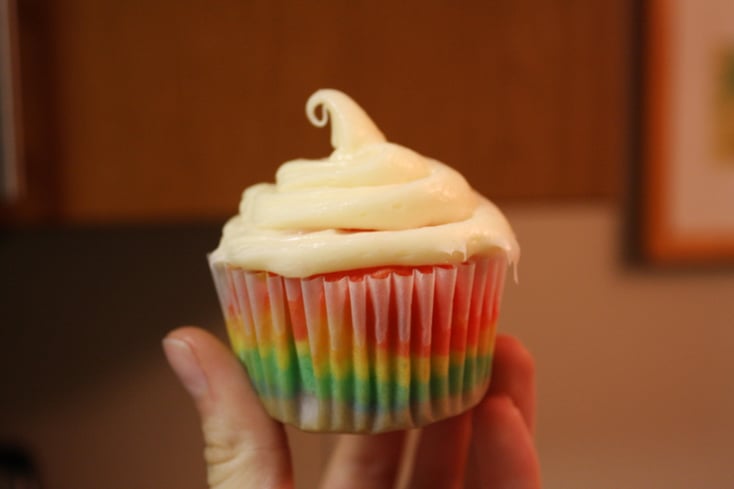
503, 204, 734, 488
2, 204, 733, 488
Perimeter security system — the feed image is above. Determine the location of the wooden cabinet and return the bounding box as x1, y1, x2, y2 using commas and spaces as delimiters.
6, 0, 631, 223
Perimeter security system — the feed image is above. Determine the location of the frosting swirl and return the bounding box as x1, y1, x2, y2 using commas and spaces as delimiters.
210, 89, 519, 277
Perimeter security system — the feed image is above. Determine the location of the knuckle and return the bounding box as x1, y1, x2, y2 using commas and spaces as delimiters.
201, 417, 290, 488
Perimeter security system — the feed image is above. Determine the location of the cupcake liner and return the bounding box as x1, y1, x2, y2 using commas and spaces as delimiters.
209, 255, 507, 433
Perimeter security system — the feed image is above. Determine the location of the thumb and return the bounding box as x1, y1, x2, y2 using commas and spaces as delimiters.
163, 326, 293, 489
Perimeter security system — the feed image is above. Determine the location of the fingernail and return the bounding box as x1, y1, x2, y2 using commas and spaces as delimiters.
163, 337, 209, 399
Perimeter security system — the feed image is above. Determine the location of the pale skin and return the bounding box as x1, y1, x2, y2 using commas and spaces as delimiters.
163, 327, 541, 489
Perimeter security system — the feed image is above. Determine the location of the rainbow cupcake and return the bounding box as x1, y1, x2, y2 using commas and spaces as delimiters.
209, 90, 518, 433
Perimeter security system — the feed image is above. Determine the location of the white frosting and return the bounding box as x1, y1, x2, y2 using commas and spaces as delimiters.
210, 89, 519, 277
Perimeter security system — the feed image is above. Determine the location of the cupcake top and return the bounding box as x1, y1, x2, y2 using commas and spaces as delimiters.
210, 89, 519, 277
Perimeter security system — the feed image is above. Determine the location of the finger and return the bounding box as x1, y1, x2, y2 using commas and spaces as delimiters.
488, 334, 536, 433
466, 395, 541, 489
321, 431, 406, 489
407, 412, 472, 489
163, 326, 293, 489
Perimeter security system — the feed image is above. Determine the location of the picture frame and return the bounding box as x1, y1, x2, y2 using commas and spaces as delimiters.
637, 0, 734, 264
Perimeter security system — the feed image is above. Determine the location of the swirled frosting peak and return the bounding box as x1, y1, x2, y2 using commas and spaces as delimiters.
211, 89, 519, 278
306, 89, 385, 152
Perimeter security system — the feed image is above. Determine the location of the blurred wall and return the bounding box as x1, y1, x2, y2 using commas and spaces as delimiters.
2, 204, 733, 489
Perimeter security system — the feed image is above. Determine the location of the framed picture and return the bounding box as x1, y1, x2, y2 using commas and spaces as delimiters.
638, 0, 734, 264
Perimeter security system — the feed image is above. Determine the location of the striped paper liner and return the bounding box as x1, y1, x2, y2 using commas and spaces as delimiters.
210, 254, 507, 433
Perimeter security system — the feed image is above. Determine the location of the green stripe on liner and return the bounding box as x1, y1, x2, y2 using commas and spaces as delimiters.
236, 345, 493, 406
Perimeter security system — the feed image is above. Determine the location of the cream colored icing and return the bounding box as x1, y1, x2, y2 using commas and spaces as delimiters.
210, 89, 519, 278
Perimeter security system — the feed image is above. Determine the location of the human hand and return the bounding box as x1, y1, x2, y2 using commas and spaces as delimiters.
163, 327, 540, 489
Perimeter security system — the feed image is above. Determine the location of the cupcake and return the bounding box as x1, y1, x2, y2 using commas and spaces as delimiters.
209, 89, 519, 433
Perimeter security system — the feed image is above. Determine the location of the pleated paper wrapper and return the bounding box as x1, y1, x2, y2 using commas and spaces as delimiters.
210, 254, 508, 433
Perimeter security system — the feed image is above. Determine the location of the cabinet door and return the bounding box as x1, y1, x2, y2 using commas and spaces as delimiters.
9, 0, 630, 223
